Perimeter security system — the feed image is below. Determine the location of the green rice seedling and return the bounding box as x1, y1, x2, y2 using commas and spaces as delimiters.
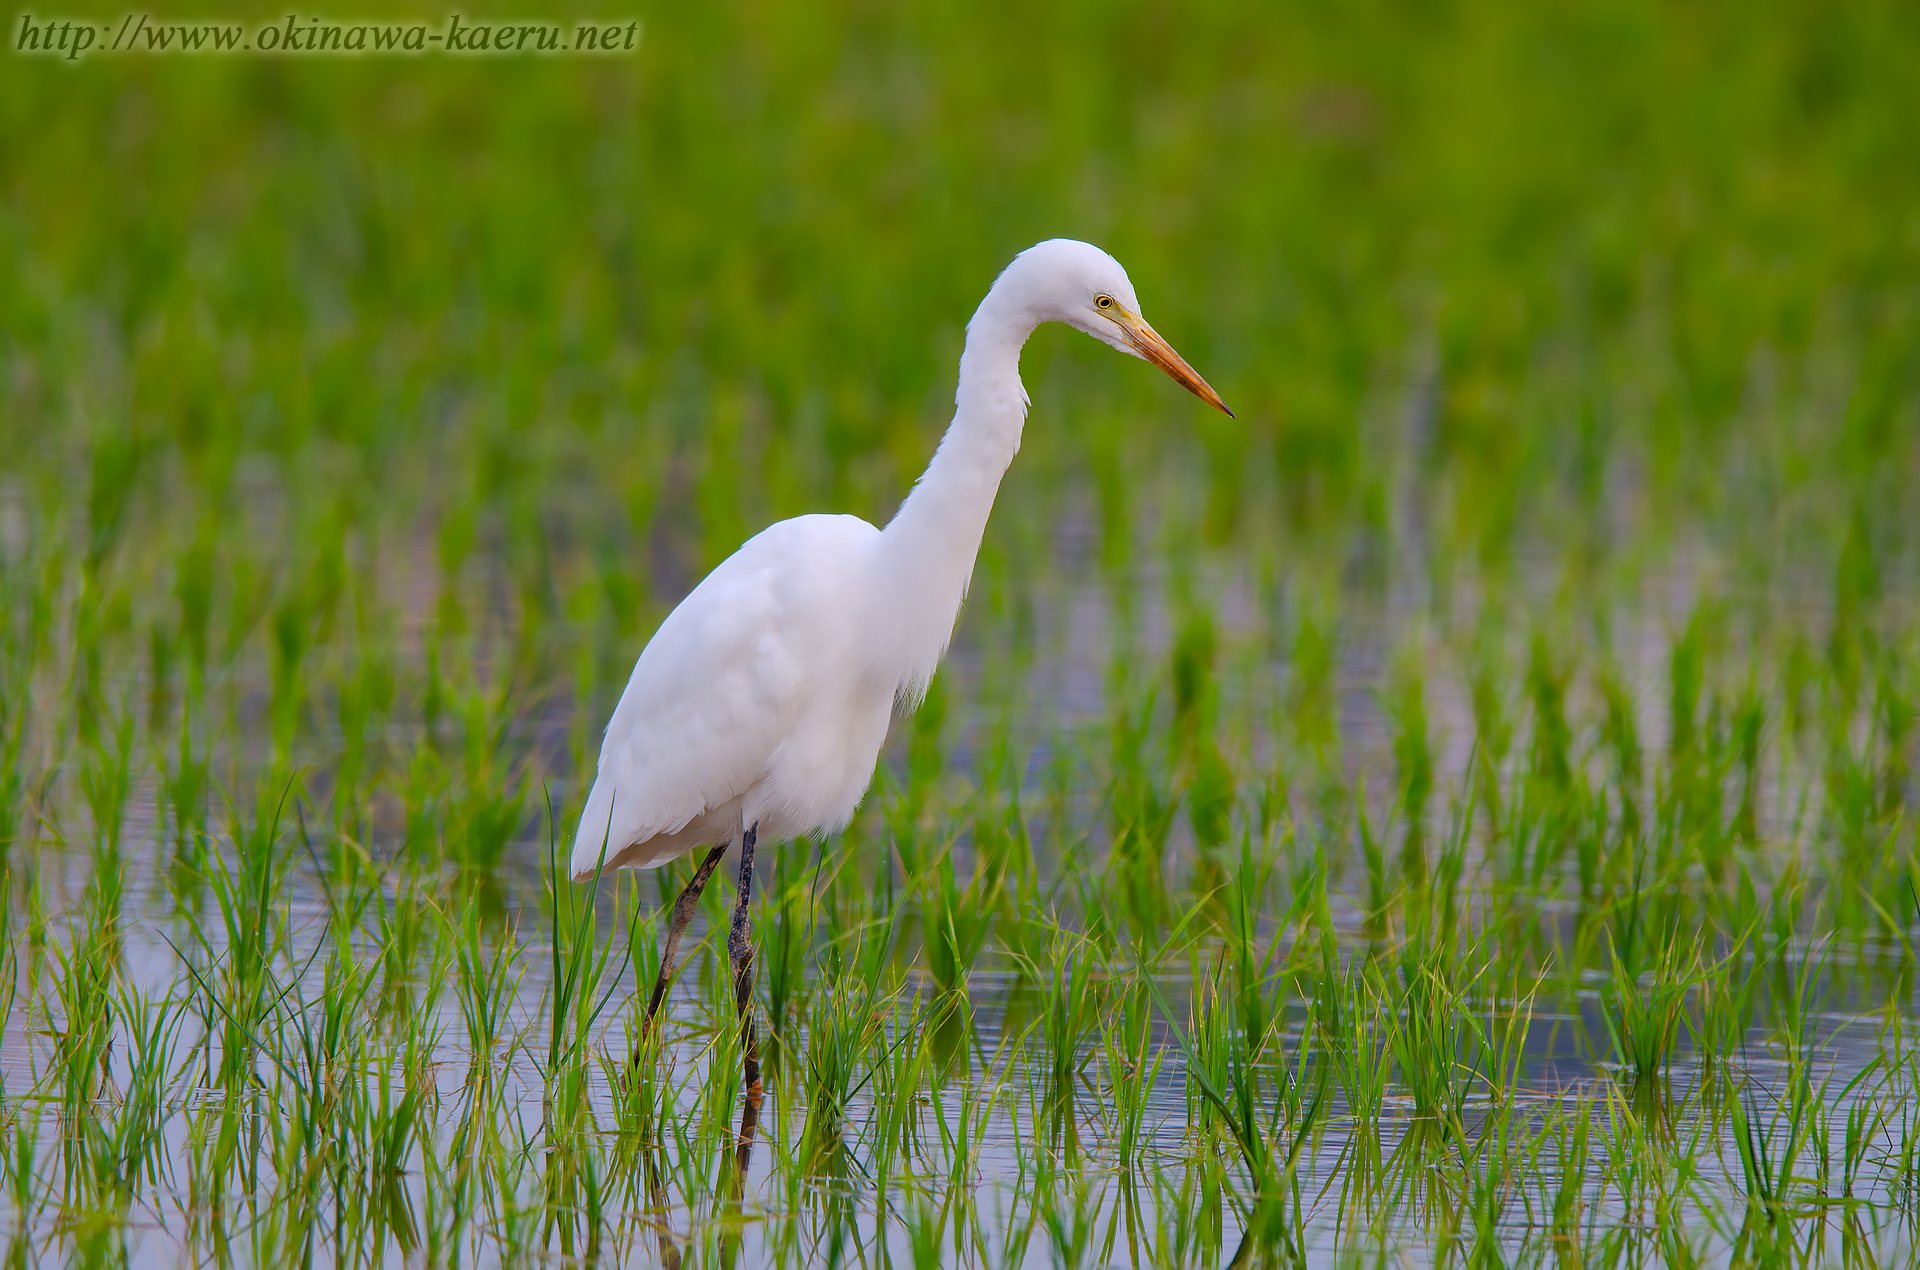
865, 998, 934, 1186
987, 770, 1058, 978
798, 942, 886, 1174
1766, 911, 1832, 1065
1840, 1089, 1878, 1204
191, 789, 294, 1092
927, 1061, 996, 1259
1660, 615, 1750, 884
375, 877, 434, 1024
1729, 1088, 1799, 1264
400, 745, 449, 870
1098, 977, 1165, 1266
538, 1109, 604, 1266
1598, 660, 1645, 850
77, 720, 132, 990
1029, 931, 1102, 1160
3, 1104, 39, 1232
261, 1081, 322, 1269
453, 891, 522, 1068
182, 1092, 250, 1257
1286, 600, 1339, 762
1444, 1101, 1531, 1269
1877, 662, 1914, 812
1384, 935, 1485, 1138
974, 717, 1041, 907
1593, 863, 1705, 1129
1547, 1102, 1594, 1261
1355, 792, 1392, 942
541, 805, 625, 1107
1387, 647, 1433, 889
423, 1122, 479, 1270
606, 996, 674, 1145
0, 893, 17, 1040
359, 1062, 423, 1261
1100, 977, 1165, 1174
309, 946, 375, 1092
1172, 607, 1236, 874
0, 634, 28, 867
1467, 629, 1515, 844
903, 1189, 951, 1270
276, 1009, 343, 1251
46, 916, 116, 1116
493, 1103, 552, 1267
1413, 778, 1477, 953
1106, 673, 1175, 948
268, 596, 314, 765
992, 1117, 1043, 1269
1314, 939, 1388, 1237
1892, 1099, 1920, 1252
1691, 937, 1762, 1105
161, 713, 210, 884
922, 838, 995, 1002
1598, 948, 1693, 1126
759, 847, 817, 1068
1527, 633, 1575, 805
330, 650, 394, 833
1475, 955, 1542, 1109
1730, 679, 1767, 846
1034, 1157, 1097, 1270
1724, 951, 1838, 1263
451, 685, 531, 877
1144, 1161, 1200, 1270
78, 707, 132, 859
1159, 950, 1322, 1264
1837, 1086, 1894, 1262
1036, 710, 1085, 861
107, 979, 184, 1204
1220, 832, 1281, 1065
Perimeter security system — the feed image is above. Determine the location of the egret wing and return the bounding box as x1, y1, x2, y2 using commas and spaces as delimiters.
570, 560, 802, 874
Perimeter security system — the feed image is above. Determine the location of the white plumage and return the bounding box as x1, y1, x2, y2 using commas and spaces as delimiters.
571, 238, 1229, 880
571, 513, 886, 872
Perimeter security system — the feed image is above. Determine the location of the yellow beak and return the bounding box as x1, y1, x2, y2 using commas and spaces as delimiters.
1108, 307, 1233, 417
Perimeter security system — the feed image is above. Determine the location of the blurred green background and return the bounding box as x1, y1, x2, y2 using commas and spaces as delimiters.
2, 0, 1917, 850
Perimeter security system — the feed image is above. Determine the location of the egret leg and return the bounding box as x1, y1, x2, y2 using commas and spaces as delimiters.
729, 822, 761, 1096
640, 841, 730, 1041
719, 1082, 764, 1249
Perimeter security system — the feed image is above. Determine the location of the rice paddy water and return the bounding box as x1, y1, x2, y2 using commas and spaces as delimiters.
3, 1, 1919, 1264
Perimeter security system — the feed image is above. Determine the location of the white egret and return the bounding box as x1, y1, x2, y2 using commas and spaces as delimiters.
573, 238, 1230, 1092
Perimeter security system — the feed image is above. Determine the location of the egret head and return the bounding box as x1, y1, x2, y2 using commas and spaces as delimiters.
994, 238, 1233, 417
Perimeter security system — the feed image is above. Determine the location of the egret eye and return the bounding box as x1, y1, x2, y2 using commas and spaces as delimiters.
1095, 294, 1114, 310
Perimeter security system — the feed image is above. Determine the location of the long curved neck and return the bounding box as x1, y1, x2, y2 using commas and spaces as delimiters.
871, 286, 1039, 697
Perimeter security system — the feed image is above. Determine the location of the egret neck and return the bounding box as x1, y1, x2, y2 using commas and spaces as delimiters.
871, 272, 1038, 703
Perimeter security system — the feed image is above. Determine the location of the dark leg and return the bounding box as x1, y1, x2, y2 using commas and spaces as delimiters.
719, 1084, 764, 1265
640, 841, 730, 1040
729, 822, 761, 1096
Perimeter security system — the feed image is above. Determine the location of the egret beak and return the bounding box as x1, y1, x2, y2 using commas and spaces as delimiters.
1108, 307, 1234, 417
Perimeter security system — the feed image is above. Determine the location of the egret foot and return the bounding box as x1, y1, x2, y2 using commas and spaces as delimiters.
729, 822, 761, 1096
636, 840, 730, 1062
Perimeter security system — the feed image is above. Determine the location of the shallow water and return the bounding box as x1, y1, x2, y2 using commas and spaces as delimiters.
6, 536, 1916, 1267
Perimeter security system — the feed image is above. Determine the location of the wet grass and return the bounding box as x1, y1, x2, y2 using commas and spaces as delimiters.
3, 0, 1920, 1263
